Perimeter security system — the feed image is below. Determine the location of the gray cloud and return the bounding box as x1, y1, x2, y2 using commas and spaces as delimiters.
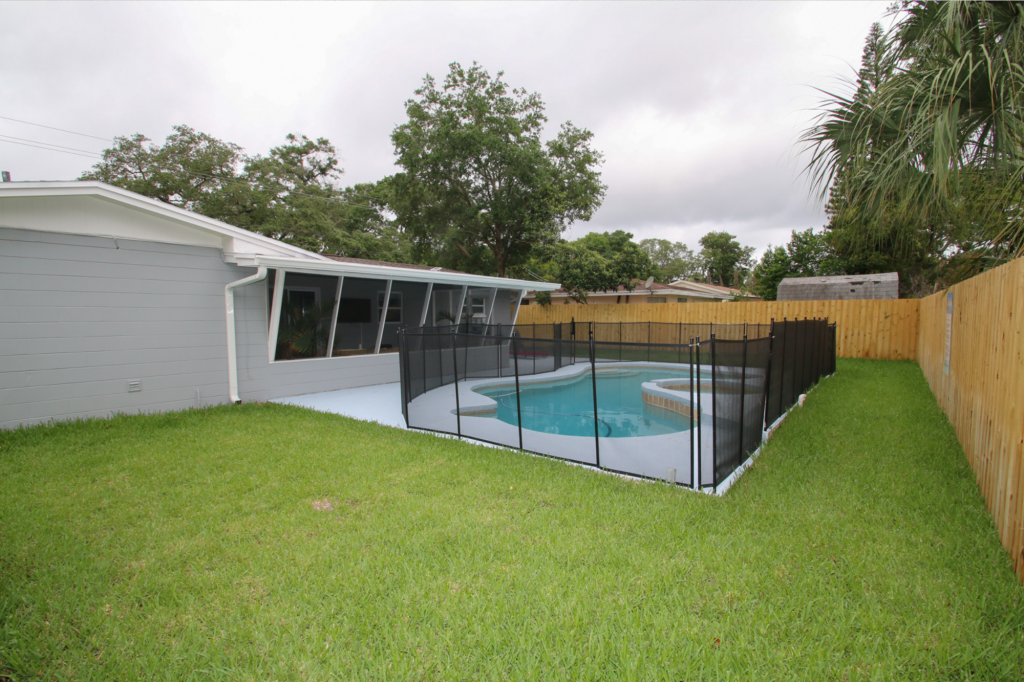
0, 1, 889, 255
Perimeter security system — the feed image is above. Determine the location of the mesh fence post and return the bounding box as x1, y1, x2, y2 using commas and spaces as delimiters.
496, 327, 502, 378
763, 319, 774, 430
451, 333, 462, 438
711, 334, 718, 489
695, 336, 702, 489
620, 321, 623, 362
648, 321, 652, 362
512, 331, 523, 450
689, 338, 695, 490
571, 317, 576, 365
678, 322, 683, 364
590, 331, 601, 469
400, 331, 410, 426
739, 333, 747, 464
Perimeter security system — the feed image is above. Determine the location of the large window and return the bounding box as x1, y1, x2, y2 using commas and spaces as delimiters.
273, 273, 339, 361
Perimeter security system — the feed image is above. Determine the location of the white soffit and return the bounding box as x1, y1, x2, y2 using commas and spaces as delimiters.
236, 254, 562, 291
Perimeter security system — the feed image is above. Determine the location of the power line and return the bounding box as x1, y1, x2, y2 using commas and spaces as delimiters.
0, 138, 102, 160
0, 134, 103, 157
0, 114, 112, 141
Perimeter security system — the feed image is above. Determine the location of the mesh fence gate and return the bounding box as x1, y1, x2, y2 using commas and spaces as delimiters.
399, 319, 835, 491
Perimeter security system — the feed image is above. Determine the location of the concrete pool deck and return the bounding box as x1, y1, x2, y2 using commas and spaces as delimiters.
273, 383, 408, 430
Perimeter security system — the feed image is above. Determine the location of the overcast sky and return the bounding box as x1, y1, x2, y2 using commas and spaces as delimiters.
0, 1, 891, 256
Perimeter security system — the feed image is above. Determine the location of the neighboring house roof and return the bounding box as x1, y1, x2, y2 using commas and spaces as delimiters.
526, 279, 757, 301
777, 273, 898, 301
0, 180, 559, 291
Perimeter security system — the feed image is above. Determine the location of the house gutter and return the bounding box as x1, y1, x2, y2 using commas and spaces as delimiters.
225, 265, 268, 404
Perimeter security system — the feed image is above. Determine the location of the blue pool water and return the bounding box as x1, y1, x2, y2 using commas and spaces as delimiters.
475, 368, 697, 438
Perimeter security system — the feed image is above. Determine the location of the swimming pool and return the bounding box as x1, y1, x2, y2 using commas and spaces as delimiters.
474, 368, 699, 438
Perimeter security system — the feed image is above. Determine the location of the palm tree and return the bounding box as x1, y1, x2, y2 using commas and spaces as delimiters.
804, 2, 1024, 270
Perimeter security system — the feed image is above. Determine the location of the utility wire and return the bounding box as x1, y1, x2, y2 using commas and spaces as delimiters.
0, 134, 104, 157
0, 114, 112, 141
0, 138, 102, 160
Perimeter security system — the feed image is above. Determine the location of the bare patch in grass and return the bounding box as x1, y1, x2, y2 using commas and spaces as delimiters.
311, 498, 334, 511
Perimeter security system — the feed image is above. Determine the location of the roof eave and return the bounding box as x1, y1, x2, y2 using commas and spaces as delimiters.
0, 181, 331, 262
232, 254, 561, 290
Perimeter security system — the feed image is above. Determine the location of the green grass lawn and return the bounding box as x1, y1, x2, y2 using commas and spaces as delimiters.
1, 359, 1022, 681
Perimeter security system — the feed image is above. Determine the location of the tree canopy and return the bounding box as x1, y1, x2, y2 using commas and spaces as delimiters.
638, 238, 701, 283
390, 62, 606, 277
751, 228, 846, 300
697, 231, 755, 287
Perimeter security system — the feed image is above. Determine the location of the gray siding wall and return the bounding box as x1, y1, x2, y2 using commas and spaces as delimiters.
0, 227, 399, 429
1, 227, 237, 428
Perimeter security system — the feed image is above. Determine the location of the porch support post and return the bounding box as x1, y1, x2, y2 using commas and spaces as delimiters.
267, 268, 286, 362
374, 279, 393, 354
453, 285, 468, 326
483, 288, 498, 325
418, 282, 434, 327
326, 276, 344, 358
511, 289, 526, 326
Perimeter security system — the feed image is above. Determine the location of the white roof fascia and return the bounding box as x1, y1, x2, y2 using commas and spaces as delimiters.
0, 181, 329, 261
668, 281, 736, 299
234, 254, 562, 291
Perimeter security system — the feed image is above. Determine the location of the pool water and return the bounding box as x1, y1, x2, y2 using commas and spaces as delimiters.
475, 368, 696, 438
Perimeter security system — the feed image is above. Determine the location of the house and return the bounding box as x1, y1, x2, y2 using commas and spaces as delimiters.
0, 181, 558, 429
522, 279, 756, 305
777, 273, 898, 301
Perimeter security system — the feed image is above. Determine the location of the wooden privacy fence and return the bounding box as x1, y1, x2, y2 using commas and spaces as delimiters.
517, 299, 920, 360
917, 259, 1024, 580
518, 274, 1024, 581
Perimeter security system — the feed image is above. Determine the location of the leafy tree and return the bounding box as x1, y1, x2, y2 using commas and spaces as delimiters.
574, 230, 636, 259
751, 228, 846, 300
551, 241, 653, 303
228, 134, 346, 252
697, 231, 755, 287
80, 125, 243, 216
751, 247, 791, 301
553, 243, 610, 303
638, 238, 700, 282
390, 62, 606, 276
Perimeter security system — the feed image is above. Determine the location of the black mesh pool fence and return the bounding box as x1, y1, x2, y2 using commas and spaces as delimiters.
398, 318, 835, 491
762, 318, 837, 429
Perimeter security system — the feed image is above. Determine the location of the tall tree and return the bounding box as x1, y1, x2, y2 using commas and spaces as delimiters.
390, 62, 606, 276
638, 238, 700, 282
552, 241, 653, 303
751, 228, 846, 300
574, 230, 637, 259
80, 125, 243, 217
698, 231, 755, 287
